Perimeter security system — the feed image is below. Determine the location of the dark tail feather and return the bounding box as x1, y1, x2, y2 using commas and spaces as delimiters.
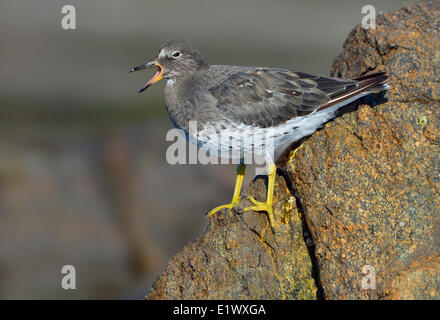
352, 71, 388, 82
353, 71, 389, 93
318, 72, 389, 111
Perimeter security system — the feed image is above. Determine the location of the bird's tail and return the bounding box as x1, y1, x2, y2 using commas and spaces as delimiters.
318, 71, 389, 111
352, 72, 390, 93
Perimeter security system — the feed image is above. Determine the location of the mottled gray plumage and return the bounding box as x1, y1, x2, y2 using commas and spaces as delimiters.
207, 67, 387, 128
130, 40, 390, 228
131, 40, 388, 161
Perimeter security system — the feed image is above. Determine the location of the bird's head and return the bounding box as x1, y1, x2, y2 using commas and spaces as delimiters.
130, 41, 208, 93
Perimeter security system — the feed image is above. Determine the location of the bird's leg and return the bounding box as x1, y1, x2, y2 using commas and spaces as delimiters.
206, 163, 246, 217
241, 162, 277, 230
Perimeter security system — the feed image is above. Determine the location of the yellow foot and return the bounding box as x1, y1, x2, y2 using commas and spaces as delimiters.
206, 163, 246, 217
241, 196, 275, 231
205, 201, 239, 217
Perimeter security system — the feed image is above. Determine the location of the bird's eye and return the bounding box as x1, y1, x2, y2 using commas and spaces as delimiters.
171, 51, 181, 58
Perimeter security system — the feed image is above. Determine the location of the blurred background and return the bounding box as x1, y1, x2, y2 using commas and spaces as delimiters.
0, 0, 422, 299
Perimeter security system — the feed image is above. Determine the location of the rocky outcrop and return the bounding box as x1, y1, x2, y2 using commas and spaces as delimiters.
147, 176, 317, 299
147, 1, 440, 300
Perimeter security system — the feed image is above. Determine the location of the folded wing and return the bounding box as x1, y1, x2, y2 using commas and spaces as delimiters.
208, 67, 387, 128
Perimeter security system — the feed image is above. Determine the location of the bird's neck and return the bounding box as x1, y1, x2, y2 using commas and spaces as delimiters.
164, 76, 193, 131
164, 67, 209, 131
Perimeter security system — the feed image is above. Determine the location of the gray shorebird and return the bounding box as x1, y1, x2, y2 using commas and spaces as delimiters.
130, 40, 388, 230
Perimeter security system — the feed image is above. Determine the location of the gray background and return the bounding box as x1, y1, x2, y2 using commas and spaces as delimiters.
0, 0, 420, 299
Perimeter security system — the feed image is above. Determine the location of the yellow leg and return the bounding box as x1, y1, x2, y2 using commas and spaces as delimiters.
240, 162, 277, 230
206, 164, 246, 217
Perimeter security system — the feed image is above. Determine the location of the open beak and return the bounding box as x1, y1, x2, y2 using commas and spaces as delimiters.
129, 60, 163, 93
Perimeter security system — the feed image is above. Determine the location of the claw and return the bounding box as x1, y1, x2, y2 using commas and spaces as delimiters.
206, 202, 236, 217
246, 196, 260, 206
240, 200, 275, 231
289, 142, 305, 162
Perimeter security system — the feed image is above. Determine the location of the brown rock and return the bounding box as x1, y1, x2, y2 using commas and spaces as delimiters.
288, 1, 440, 299
147, 1, 440, 300
148, 175, 317, 299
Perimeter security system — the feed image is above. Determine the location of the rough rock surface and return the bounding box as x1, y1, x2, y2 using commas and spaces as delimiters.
288, 1, 440, 299
147, 2, 439, 300
148, 175, 317, 299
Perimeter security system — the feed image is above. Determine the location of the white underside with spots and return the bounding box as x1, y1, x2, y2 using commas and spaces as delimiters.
189, 92, 370, 164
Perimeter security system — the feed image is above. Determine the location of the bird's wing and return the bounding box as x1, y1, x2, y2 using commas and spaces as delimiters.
208, 67, 385, 128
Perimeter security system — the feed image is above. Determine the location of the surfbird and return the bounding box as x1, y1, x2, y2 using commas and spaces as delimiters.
130, 40, 388, 230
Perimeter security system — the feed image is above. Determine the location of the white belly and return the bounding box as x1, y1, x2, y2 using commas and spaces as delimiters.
190, 97, 363, 164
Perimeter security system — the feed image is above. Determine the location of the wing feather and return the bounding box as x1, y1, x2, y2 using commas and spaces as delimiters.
208, 67, 387, 128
